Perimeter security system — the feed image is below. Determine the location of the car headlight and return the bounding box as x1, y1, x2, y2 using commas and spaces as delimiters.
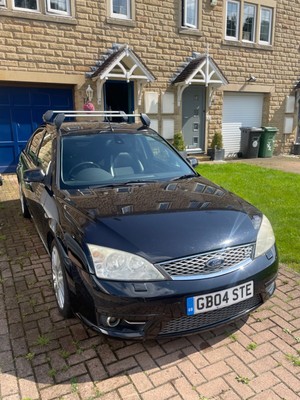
255, 215, 275, 258
87, 244, 166, 281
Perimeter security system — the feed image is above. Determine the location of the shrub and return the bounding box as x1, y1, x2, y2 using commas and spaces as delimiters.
211, 132, 223, 149
173, 132, 185, 151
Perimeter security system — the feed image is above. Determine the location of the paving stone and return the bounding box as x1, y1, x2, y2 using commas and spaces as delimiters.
1, 174, 300, 400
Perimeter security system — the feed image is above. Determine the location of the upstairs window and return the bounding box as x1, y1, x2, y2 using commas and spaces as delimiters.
47, 0, 70, 15
225, 0, 274, 46
9, 0, 71, 15
226, 1, 239, 39
14, 0, 38, 11
182, 0, 198, 29
111, 0, 131, 19
259, 7, 272, 44
242, 3, 256, 42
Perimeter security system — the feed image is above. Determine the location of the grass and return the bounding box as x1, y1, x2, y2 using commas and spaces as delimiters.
195, 163, 300, 273
35, 334, 50, 346
247, 342, 258, 351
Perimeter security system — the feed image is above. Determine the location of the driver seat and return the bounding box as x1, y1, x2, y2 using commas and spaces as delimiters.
111, 152, 144, 177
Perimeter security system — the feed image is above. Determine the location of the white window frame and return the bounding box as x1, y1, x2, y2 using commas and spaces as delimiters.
111, 0, 131, 19
183, 0, 198, 29
259, 6, 272, 45
242, 3, 256, 43
225, 0, 240, 40
0, 0, 6, 6
225, 1, 274, 46
46, 0, 70, 16
13, 0, 39, 12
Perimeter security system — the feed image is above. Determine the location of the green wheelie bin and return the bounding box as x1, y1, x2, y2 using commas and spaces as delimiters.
258, 127, 278, 158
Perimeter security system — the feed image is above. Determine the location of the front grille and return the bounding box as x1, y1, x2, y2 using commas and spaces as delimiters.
158, 294, 261, 336
158, 244, 254, 278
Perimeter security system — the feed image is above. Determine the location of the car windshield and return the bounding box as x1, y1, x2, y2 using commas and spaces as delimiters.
60, 131, 195, 189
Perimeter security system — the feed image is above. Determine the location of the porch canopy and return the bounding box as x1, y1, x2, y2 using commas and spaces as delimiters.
87, 44, 155, 106
172, 52, 228, 106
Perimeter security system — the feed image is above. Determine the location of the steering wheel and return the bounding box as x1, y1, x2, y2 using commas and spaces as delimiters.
69, 161, 101, 178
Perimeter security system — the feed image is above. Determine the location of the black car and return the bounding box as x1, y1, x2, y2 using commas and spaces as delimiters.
16, 110, 278, 340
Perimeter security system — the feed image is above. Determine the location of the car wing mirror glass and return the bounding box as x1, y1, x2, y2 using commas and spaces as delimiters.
186, 157, 198, 168
23, 168, 45, 183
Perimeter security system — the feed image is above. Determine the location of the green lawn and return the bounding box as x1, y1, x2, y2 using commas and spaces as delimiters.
195, 162, 300, 273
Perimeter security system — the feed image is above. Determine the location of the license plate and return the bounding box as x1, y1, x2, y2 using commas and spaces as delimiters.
186, 281, 254, 316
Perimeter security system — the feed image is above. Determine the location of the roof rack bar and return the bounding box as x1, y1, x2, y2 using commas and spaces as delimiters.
62, 113, 142, 118
52, 110, 122, 114
43, 110, 151, 129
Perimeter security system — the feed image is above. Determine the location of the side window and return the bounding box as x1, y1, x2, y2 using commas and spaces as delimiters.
182, 0, 198, 29
46, 0, 70, 15
259, 7, 272, 44
111, 0, 131, 19
27, 129, 46, 162
13, 0, 38, 11
37, 132, 53, 172
226, 0, 240, 40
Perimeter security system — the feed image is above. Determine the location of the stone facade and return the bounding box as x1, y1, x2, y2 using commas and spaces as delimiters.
0, 0, 299, 155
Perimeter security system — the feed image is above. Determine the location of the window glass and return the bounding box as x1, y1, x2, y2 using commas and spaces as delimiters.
226, 1, 239, 39
60, 132, 194, 188
47, 0, 69, 13
28, 129, 46, 161
112, 0, 130, 18
260, 7, 272, 43
37, 133, 53, 171
14, 0, 37, 10
225, 1, 274, 45
183, 0, 198, 28
243, 3, 256, 41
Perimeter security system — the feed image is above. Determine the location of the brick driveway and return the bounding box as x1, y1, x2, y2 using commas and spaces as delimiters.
0, 174, 300, 400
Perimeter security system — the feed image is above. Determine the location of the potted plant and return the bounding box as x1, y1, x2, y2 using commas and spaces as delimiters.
208, 132, 225, 161
173, 132, 187, 158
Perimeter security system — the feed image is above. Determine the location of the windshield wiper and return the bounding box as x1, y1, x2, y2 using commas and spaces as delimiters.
171, 174, 196, 181
90, 180, 158, 189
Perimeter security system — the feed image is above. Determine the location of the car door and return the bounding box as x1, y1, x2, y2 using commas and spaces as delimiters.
31, 130, 56, 245
20, 127, 55, 245
19, 127, 47, 213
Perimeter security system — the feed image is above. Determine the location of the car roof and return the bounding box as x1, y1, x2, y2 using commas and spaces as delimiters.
42, 110, 152, 137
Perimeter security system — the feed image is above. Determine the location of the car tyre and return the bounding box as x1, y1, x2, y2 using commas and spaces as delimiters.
19, 183, 31, 218
51, 242, 73, 318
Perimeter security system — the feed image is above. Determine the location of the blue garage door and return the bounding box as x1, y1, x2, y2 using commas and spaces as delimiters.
0, 86, 73, 172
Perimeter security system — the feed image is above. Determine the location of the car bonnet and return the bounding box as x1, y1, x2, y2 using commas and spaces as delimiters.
63, 177, 261, 263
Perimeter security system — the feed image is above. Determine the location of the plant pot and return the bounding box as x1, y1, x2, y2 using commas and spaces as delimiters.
207, 148, 225, 161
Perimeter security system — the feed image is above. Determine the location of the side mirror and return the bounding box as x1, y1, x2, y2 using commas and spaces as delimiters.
23, 168, 45, 183
187, 157, 198, 168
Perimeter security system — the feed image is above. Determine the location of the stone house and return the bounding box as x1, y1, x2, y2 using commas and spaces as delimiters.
0, 0, 299, 172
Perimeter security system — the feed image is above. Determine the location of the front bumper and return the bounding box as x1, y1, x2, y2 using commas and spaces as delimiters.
72, 247, 278, 340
